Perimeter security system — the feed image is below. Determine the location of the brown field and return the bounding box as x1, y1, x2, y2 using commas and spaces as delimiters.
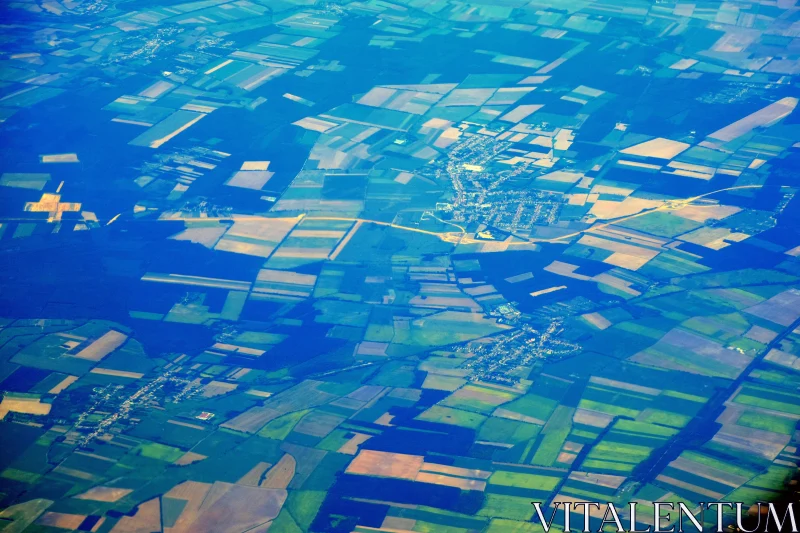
164, 481, 212, 533
110, 497, 160, 533
346, 450, 424, 480
604, 252, 654, 270
339, 433, 372, 455
37, 512, 86, 529
174, 452, 207, 466
171, 482, 286, 533
73, 330, 128, 361
620, 137, 689, 159
238, 462, 272, 487
557, 452, 577, 464
261, 454, 296, 489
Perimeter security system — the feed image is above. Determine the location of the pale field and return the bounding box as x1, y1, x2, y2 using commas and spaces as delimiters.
603, 252, 654, 271
572, 408, 614, 428
356, 341, 389, 356
0, 397, 51, 419
499, 104, 542, 123
48, 375, 78, 394
589, 197, 661, 219
240, 161, 270, 171
202, 381, 238, 398
293, 116, 339, 132
357, 87, 396, 107
675, 204, 741, 223
708, 97, 797, 142
620, 137, 690, 159
589, 377, 661, 396
582, 312, 612, 330
75, 486, 133, 503
765, 348, 800, 371
530, 286, 567, 297
40, 153, 79, 163
544, 261, 590, 280
90, 368, 144, 379
73, 330, 128, 361
493, 408, 547, 426
169, 227, 227, 248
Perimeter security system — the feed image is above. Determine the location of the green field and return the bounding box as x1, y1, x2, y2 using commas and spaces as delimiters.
477, 494, 536, 521
416, 405, 487, 429
736, 411, 796, 435
489, 471, 561, 491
